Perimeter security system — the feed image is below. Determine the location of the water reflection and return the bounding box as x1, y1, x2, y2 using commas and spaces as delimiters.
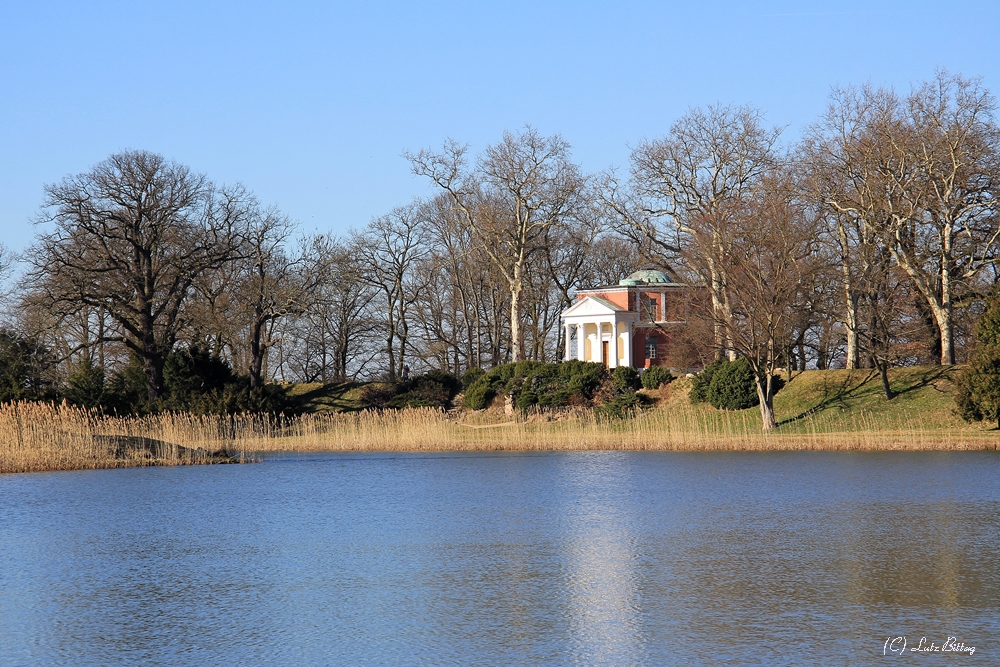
0, 451, 997, 666
556, 453, 644, 665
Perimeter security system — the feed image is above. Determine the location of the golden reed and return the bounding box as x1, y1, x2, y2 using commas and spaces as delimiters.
2, 400, 997, 474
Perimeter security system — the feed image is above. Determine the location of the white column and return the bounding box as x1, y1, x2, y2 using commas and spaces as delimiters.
564, 323, 572, 361
576, 323, 585, 361
593, 323, 603, 365
608, 320, 618, 368
660, 292, 666, 322
623, 321, 632, 368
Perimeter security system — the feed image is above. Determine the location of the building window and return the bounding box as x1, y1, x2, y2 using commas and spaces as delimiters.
641, 295, 658, 322
645, 336, 657, 359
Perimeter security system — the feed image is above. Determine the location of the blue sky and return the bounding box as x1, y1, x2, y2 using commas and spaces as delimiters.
1, 1, 997, 254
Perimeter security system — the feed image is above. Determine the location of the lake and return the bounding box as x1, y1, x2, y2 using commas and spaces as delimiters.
1, 451, 997, 665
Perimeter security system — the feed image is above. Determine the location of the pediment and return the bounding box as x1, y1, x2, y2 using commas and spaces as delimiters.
561, 295, 629, 318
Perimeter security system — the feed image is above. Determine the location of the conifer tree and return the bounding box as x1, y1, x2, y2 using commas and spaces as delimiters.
956, 296, 1000, 428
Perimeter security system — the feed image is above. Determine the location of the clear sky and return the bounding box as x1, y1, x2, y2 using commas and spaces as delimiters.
1, 1, 997, 254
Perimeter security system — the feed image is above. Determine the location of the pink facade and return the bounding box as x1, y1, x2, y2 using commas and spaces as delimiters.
560, 270, 691, 370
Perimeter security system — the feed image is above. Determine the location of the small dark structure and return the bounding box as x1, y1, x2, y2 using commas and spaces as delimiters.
95, 435, 240, 464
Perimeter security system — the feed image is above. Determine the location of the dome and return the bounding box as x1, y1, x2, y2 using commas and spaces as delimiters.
618, 269, 672, 286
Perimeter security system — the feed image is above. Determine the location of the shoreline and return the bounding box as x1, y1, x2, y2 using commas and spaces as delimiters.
3, 393, 998, 475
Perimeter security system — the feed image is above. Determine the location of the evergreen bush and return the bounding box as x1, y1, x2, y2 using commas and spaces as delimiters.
690, 358, 725, 404
65, 359, 105, 409
103, 356, 149, 414
462, 367, 485, 390
0, 330, 57, 402
706, 358, 758, 410
385, 370, 461, 409
640, 365, 673, 390
612, 366, 641, 391
462, 360, 609, 411
594, 391, 649, 420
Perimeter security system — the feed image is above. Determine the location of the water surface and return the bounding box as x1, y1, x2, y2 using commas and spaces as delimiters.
1, 451, 997, 665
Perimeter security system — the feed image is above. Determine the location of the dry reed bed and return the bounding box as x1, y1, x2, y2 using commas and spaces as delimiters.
0, 402, 251, 474
3, 401, 997, 474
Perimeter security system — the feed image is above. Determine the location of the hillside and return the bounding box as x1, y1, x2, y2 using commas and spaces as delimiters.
651, 366, 984, 434
279, 366, 986, 435
281, 382, 371, 413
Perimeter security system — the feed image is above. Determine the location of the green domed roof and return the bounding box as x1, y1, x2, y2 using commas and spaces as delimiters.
619, 269, 672, 286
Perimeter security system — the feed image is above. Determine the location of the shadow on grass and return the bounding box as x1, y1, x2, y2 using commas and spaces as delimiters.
893, 366, 954, 396
777, 366, 957, 427
286, 382, 366, 413
778, 370, 877, 427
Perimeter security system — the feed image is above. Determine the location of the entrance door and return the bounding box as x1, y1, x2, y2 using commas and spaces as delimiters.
602, 341, 609, 368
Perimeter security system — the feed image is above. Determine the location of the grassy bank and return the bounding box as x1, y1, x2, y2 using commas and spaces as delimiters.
1, 367, 997, 474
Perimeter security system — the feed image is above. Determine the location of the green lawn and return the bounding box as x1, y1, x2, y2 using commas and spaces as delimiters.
656, 366, 984, 434
279, 381, 372, 413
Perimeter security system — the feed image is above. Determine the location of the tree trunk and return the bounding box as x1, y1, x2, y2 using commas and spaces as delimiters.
935, 304, 955, 365
249, 318, 265, 389
844, 303, 859, 370
708, 258, 727, 359
875, 357, 895, 400
755, 377, 776, 431
509, 271, 523, 364
138, 310, 165, 403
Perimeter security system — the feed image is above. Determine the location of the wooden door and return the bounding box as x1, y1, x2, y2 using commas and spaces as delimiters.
602, 341, 609, 368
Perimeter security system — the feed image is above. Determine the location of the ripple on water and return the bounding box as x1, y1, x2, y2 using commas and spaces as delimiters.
0, 450, 997, 666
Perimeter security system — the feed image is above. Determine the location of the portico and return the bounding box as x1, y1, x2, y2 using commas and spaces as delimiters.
560, 296, 638, 368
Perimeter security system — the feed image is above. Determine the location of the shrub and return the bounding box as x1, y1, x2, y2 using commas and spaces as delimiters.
359, 383, 397, 409
595, 391, 650, 420
462, 367, 485, 390
386, 370, 461, 409
356, 370, 464, 411
612, 366, 641, 391
563, 361, 607, 398
162, 346, 244, 414
706, 358, 758, 410
690, 358, 725, 404
640, 365, 673, 390
463, 379, 495, 410
65, 359, 105, 409
0, 330, 58, 402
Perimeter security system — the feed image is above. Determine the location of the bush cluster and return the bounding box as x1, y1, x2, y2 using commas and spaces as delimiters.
63, 347, 290, 416
463, 360, 652, 419
464, 360, 608, 411
690, 357, 783, 411
594, 390, 649, 420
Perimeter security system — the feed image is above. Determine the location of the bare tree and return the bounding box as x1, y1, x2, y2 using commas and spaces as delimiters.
802, 84, 902, 369
690, 174, 820, 429
885, 72, 1000, 364
624, 105, 783, 359
271, 235, 378, 383
236, 207, 326, 388
27, 150, 247, 402
812, 74, 1000, 366
408, 126, 586, 362
352, 202, 430, 381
